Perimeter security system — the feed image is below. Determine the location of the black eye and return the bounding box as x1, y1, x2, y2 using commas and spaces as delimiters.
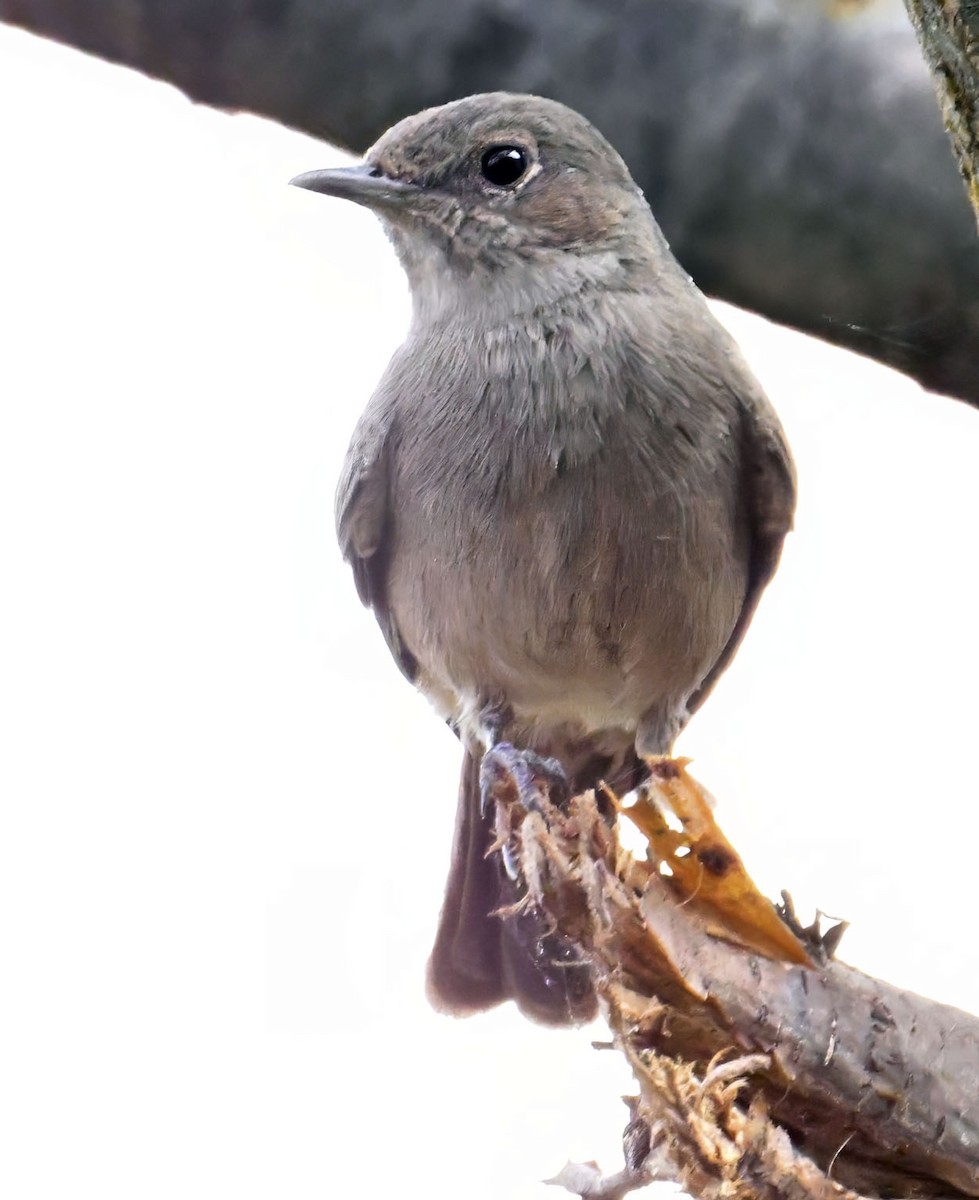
480, 145, 529, 187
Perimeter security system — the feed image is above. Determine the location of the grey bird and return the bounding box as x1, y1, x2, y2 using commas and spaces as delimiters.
291, 93, 795, 1025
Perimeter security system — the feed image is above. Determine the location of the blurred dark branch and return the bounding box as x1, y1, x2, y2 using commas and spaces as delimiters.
4, 0, 979, 404
487, 751, 979, 1199
905, 0, 979, 226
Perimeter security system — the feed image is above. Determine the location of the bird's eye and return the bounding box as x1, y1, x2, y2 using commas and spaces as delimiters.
480, 145, 529, 187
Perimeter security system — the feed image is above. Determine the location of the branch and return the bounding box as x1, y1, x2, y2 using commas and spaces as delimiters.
904, 0, 979, 226
483, 749, 979, 1199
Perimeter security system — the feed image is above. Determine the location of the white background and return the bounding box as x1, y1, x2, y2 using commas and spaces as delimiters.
2, 23, 978, 1199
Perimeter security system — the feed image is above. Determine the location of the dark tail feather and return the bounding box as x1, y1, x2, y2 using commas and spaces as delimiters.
426, 751, 506, 1015
426, 750, 597, 1026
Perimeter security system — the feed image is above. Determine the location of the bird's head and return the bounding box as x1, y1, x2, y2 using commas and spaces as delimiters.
291, 93, 666, 321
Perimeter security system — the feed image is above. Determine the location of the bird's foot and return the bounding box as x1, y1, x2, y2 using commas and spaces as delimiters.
479, 742, 570, 819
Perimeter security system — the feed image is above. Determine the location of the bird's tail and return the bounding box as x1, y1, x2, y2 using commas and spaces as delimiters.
426, 749, 599, 1026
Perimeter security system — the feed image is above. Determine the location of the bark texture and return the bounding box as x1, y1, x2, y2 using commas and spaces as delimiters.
905, 0, 979, 224
2, 0, 979, 404
481, 748, 979, 1199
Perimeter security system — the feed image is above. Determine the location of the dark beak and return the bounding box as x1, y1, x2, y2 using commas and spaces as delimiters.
289, 163, 418, 211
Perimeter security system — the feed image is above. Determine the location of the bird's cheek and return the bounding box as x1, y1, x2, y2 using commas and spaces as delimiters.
516, 181, 623, 248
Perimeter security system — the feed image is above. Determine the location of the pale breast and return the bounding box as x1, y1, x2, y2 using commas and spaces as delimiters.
383, 296, 751, 745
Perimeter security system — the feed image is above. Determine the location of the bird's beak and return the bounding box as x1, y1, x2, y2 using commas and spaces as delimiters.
289, 163, 419, 211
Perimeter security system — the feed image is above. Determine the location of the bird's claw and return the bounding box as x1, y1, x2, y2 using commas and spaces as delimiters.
479, 742, 570, 819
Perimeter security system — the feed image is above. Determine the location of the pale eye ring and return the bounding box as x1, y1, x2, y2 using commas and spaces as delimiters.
480, 145, 529, 187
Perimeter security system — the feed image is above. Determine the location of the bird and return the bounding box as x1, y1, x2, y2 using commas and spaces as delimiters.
291, 92, 795, 1025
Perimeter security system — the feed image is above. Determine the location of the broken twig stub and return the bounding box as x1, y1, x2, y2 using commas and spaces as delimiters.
486, 749, 979, 1198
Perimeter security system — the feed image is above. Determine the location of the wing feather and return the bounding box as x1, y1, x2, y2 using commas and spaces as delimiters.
688, 378, 796, 715
335, 395, 418, 683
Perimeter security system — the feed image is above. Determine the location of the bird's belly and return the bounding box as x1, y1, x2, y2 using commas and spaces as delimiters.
388, 500, 747, 748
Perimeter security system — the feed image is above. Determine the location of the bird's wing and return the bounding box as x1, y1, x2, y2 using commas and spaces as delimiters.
687, 377, 797, 715
335, 395, 418, 683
